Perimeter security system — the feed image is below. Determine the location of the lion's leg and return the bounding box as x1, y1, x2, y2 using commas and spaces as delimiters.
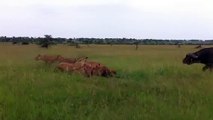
209, 65, 213, 72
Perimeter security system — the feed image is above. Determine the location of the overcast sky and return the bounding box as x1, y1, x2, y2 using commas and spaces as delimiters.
0, 0, 213, 39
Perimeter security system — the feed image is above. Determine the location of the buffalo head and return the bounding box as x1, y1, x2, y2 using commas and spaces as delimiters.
183, 53, 199, 65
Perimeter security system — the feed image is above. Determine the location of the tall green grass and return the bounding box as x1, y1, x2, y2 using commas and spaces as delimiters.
0, 44, 213, 120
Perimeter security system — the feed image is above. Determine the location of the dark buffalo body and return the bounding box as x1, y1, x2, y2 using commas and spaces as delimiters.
183, 47, 213, 71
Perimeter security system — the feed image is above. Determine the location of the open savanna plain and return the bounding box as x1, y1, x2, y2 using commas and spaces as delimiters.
0, 43, 213, 120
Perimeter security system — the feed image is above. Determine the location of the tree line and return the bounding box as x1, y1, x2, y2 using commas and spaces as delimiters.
0, 36, 213, 45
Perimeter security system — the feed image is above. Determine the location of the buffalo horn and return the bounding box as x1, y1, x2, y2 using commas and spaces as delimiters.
189, 53, 198, 58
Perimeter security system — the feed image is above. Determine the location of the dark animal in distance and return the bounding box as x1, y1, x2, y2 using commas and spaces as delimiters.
12, 41, 18, 44
21, 42, 29, 45
41, 43, 49, 48
183, 47, 213, 71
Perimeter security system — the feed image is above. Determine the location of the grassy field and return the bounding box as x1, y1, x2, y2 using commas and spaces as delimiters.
0, 43, 213, 120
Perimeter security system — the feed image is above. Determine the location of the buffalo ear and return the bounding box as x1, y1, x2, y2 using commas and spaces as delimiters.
189, 53, 198, 59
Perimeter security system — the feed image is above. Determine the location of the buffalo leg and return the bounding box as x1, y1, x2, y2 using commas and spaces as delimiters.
209, 65, 213, 72
202, 65, 209, 71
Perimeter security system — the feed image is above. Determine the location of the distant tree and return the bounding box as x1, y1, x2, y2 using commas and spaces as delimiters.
178, 44, 181, 48
75, 43, 80, 48
85, 41, 90, 47
134, 41, 139, 50
175, 43, 181, 48
107, 41, 113, 46
38, 35, 53, 48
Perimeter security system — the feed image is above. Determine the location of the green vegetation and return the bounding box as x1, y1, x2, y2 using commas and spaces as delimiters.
0, 44, 213, 120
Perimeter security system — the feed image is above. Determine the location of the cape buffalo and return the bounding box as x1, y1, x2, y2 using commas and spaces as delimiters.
183, 47, 213, 71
